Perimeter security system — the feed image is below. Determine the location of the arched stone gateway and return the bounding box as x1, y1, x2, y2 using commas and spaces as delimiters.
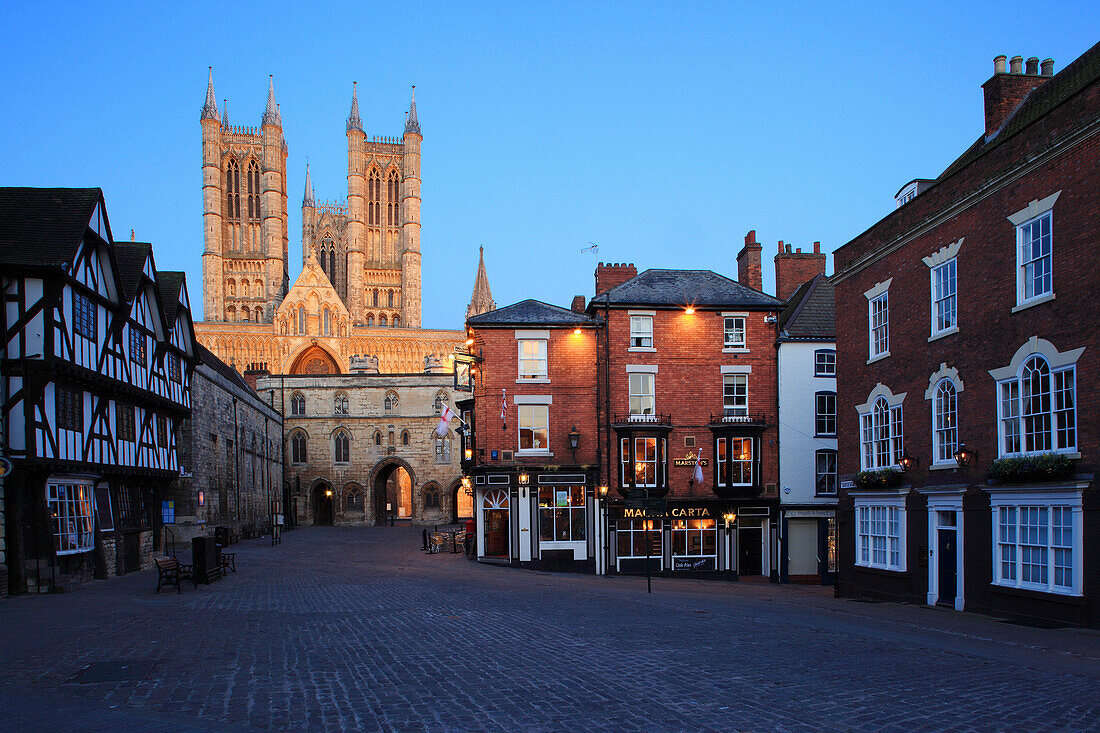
311, 480, 334, 526
369, 457, 417, 525
450, 478, 473, 523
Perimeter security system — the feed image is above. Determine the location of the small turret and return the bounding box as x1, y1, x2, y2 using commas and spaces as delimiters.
303, 162, 315, 208
466, 246, 496, 319
261, 75, 281, 127
347, 81, 363, 132
404, 85, 421, 135
221, 99, 228, 127
200, 67, 219, 120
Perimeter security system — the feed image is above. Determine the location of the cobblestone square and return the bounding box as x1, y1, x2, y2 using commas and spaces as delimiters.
0, 526, 1097, 732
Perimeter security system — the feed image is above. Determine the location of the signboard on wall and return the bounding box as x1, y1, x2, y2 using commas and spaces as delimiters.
161, 500, 175, 525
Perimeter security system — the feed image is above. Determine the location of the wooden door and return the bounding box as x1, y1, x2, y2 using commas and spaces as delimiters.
486, 509, 509, 557
938, 528, 957, 605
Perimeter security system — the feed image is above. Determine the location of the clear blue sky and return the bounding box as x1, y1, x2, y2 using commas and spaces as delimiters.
0, 2, 1094, 328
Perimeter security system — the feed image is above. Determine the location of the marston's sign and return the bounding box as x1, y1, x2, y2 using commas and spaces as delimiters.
673, 458, 708, 467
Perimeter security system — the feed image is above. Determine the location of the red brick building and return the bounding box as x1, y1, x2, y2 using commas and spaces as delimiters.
832, 47, 1100, 626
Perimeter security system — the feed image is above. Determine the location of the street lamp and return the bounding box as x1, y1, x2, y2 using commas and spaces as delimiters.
518, 472, 529, 485
898, 450, 918, 472
568, 426, 580, 460
953, 443, 974, 468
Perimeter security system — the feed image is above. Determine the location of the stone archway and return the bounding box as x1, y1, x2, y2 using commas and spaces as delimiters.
290, 344, 341, 375
450, 478, 473, 523
311, 480, 334, 526
369, 457, 417, 525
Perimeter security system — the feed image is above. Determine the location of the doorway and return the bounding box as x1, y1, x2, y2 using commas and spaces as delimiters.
482, 489, 509, 557
937, 512, 957, 606
372, 461, 414, 525
312, 484, 334, 526
738, 522, 763, 576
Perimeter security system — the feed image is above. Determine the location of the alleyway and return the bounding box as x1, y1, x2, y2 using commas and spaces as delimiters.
0, 526, 1097, 731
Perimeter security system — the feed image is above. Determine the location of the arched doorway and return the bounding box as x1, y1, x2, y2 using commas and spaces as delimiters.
370, 459, 415, 525
290, 344, 340, 375
452, 479, 473, 522
312, 482, 334, 526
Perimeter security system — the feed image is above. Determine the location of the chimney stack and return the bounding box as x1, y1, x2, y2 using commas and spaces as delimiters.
595, 262, 638, 295
737, 230, 763, 292
571, 295, 586, 313
982, 53, 1051, 138
774, 240, 827, 301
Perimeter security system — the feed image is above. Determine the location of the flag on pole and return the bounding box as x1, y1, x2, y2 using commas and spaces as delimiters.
435, 402, 457, 437
693, 450, 704, 484
501, 388, 507, 430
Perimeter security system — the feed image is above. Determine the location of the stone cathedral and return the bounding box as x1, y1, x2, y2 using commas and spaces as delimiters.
194, 71, 490, 375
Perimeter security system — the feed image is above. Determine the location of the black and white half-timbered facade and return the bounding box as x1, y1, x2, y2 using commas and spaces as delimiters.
0, 188, 196, 594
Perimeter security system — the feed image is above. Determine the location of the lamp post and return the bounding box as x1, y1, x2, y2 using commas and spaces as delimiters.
599, 485, 609, 575
568, 426, 580, 461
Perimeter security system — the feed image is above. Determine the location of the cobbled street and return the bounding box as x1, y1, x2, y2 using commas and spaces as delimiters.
0, 526, 1098, 732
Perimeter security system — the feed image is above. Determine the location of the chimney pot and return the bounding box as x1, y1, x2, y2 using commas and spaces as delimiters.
1010, 55, 1023, 74
777, 241, 783, 255
1041, 58, 1054, 76
994, 55, 1007, 74
1026, 57, 1039, 75
745, 230, 757, 246
813, 241, 821, 254
796, 247, 801, 254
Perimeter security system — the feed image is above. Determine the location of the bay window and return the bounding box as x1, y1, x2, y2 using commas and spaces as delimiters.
47, 478, 95, 555
993, 492, 1081, 595
855, 500, 905, 571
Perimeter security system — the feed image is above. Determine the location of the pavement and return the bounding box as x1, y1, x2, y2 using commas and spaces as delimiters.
0, 525, 1098, 732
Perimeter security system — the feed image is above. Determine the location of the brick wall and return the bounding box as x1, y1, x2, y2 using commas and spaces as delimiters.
774, 241, 826, 301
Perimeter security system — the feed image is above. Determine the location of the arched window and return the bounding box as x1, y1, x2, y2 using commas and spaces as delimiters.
435, 436, 451, 463
434, 393, 445, 415
374, 431, 382, 446
345, 490, 362, 513
226, 159, 240, 220
933, 380, 958, 463
366, 315, 374, 327
323, 307, 331, 336
328, 249, 335, 278
253, 307, 261, 323
998, 354, 1076, 455
334, 393, 349, 415
387, 171, 400, 225
388, 290, 394, 308
372, 290, 379, 306
384, 391, 398, 414
246, 160, 260, 221
401, 430, 410, 446
227, 279, 236, 297
859, 395, 903, 470
298, 306, 306, 335
367, 170, 381, 225
241, 305, 250, 322
393, 315, 400, 328
290, 430, 307, 464
334, 431, 350, 463
291, 392, 305, 416
424, 489, 438, 508
226, 305, 235, 321
379, 314, 387, 327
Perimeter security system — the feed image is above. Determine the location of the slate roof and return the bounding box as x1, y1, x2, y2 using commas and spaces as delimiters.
939, 41, 1100, 179
158, 271, 185, 324
778, 274, 834, 341
0, 187, 103, 267
114, 242, 152, 301
467, 299, 600, 327
197, 342, 251, 392
590, 269, 783, 309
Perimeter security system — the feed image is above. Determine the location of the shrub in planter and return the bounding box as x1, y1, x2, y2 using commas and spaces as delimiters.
854, 468, 903, 490
988, 453, 1073, 483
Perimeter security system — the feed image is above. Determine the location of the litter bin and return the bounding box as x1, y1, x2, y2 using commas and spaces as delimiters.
192, 536, 221, 583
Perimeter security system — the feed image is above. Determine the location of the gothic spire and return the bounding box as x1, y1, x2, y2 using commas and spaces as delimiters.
405, 85, 421, 135
303, 161, 315, 207
200, 67, 218, 120
262, 75, 281, 126
347, 82, 362, 132
221, 99, 229, 127
466, 246, 496, 319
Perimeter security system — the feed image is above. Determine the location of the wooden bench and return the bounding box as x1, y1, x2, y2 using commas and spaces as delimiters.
154, 557, 196, 594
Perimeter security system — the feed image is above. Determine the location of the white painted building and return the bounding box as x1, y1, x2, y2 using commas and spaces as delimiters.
776, 274, 837, 583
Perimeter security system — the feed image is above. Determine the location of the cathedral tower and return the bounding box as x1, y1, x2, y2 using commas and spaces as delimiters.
200, 72, 289, 323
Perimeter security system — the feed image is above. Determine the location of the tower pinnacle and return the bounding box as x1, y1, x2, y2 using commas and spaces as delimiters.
405, 85, 421, 135
262, 75, 281, 126
303, 162, 315, 207
221, 99, 229, 127
347, 81, 363, 132
466, 246, 496, 319
201, 67, 218, 120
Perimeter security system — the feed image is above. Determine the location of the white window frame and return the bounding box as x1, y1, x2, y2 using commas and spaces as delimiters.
670, 518, 718, 564
931, 259, 957, 337
815, 391, 836, 437
628, 371, 655, 417
924, 365, 964, 469
722, 374, 748, 417
537, 485, 586, 544
853, 494, 906, 571
715, 436, 753, 487
628, 312, 655, 351
814, 349, 836, 377
517, 338, 548, 381
864, 279, 891, 362
988, 337, 1082, 458
923, 238, 962, 341
722, 313, 747, 351
815, 449, 838, 496
46, 476, 96, 555
518, 404, 550, 454
990, 487, 1083, 596
1008, 192, 1059, 311
855, 384, 905, 470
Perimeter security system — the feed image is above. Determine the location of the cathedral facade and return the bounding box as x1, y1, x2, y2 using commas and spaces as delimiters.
194, 71, 463, 375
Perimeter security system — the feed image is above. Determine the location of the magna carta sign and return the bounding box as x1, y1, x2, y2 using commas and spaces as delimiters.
613, 504, 715, 520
